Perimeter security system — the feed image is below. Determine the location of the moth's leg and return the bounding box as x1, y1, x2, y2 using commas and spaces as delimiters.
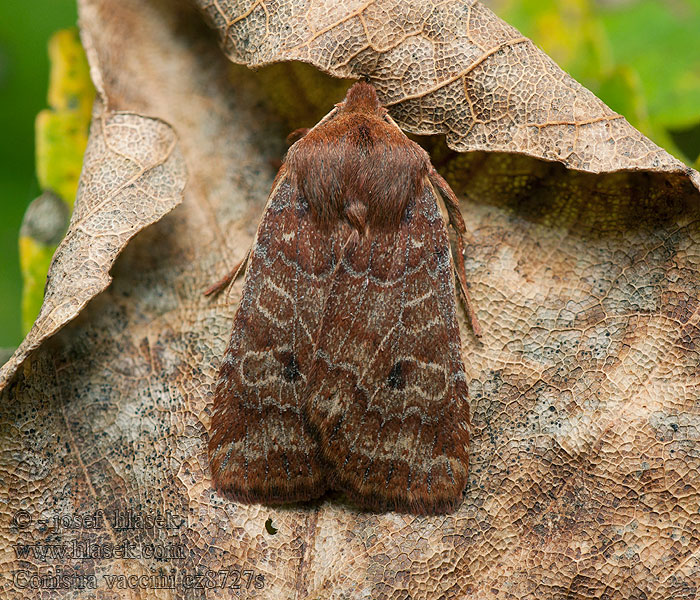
266, 129, 311, 171
286, 127, 310, 145
428, 168, 482, 338
453, 232, 482, 338
204, 249, 251, 297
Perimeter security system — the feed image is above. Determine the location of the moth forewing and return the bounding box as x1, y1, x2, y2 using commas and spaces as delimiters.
208, 167, 332, 505
306, 182, 470, 515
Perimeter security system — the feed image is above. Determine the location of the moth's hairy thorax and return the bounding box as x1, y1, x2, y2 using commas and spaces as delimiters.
286, 109, 430, 232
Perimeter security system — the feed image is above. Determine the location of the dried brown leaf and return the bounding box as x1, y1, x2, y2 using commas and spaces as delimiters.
0, 108, 186, 390
199, 0, 700, 187
1, 1, 699, 599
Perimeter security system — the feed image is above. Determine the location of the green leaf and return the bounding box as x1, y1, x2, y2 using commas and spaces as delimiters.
600, 0, 700, 131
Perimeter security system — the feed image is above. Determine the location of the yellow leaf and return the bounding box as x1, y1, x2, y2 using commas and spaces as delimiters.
22, 28, 94, 332
35, 27, 94, 206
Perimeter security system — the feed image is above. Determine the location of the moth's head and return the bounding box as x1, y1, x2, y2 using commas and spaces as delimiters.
338, 81, 386, 118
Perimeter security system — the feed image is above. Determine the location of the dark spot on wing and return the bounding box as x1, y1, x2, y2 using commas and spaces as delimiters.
387, 361, 405, 390
401, 195, 414, 223
283, 354, 301, 382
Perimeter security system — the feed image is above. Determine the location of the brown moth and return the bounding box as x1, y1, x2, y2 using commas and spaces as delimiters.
208, 82, 477, 514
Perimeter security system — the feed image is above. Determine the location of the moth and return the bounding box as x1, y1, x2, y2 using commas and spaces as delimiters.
208, 81, 479, 514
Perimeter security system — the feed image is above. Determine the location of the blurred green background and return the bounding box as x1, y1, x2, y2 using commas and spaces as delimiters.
0, 0, 699, 351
